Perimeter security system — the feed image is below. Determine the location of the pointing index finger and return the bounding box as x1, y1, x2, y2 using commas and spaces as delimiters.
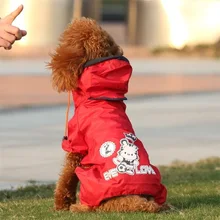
4, 5, 24, 24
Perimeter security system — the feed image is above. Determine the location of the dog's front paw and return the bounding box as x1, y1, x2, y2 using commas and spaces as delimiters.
54, 193, 76, 211
54, 203, 69, 211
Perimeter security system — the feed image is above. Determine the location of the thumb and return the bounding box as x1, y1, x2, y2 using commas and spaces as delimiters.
2, 5, 24, 24
21, 30, 27, 37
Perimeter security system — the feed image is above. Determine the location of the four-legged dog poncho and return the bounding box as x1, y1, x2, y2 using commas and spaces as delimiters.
62, 56, 167, 207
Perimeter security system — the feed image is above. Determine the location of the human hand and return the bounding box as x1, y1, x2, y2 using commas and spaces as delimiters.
0, 5, 27, 50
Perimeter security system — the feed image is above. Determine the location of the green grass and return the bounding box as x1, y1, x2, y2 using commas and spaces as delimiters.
0, 157, 219, 220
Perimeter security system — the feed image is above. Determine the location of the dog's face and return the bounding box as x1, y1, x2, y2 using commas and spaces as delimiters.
48, 17, 123, 93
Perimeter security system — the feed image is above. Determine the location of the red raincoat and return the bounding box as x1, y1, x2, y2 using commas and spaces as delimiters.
62, 56, 167, 207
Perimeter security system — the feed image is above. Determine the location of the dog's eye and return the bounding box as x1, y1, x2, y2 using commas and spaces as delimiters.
124, 152, 126, 154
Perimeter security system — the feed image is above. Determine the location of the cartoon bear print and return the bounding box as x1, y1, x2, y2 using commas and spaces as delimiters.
113, 139, 139, 175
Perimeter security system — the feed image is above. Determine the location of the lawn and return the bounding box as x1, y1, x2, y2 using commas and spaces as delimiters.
0, 157, 219, 220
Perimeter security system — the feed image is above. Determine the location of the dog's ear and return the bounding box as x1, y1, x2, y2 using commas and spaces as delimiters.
48, 43, 86, 93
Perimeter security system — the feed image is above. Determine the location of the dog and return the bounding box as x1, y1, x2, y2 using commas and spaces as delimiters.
48, 17, 168, 213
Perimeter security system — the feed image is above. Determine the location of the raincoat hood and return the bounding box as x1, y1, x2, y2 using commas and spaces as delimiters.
72, 56, 132, 107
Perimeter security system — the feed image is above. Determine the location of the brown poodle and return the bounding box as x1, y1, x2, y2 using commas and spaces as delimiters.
48, 17, 168, 213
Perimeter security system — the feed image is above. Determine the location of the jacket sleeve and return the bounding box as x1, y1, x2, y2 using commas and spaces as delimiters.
62, 116, 88, 155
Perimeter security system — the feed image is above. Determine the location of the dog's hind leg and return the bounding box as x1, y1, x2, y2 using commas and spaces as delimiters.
54, 152, 82, 210
70, 204, 93, 212
96, 195, 162, 213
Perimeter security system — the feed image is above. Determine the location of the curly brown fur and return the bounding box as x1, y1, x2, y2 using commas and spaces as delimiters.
54, 152, 82, 210
48, 17, 123, 92
97, 195, 161, 213
70, 195, 169, 213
